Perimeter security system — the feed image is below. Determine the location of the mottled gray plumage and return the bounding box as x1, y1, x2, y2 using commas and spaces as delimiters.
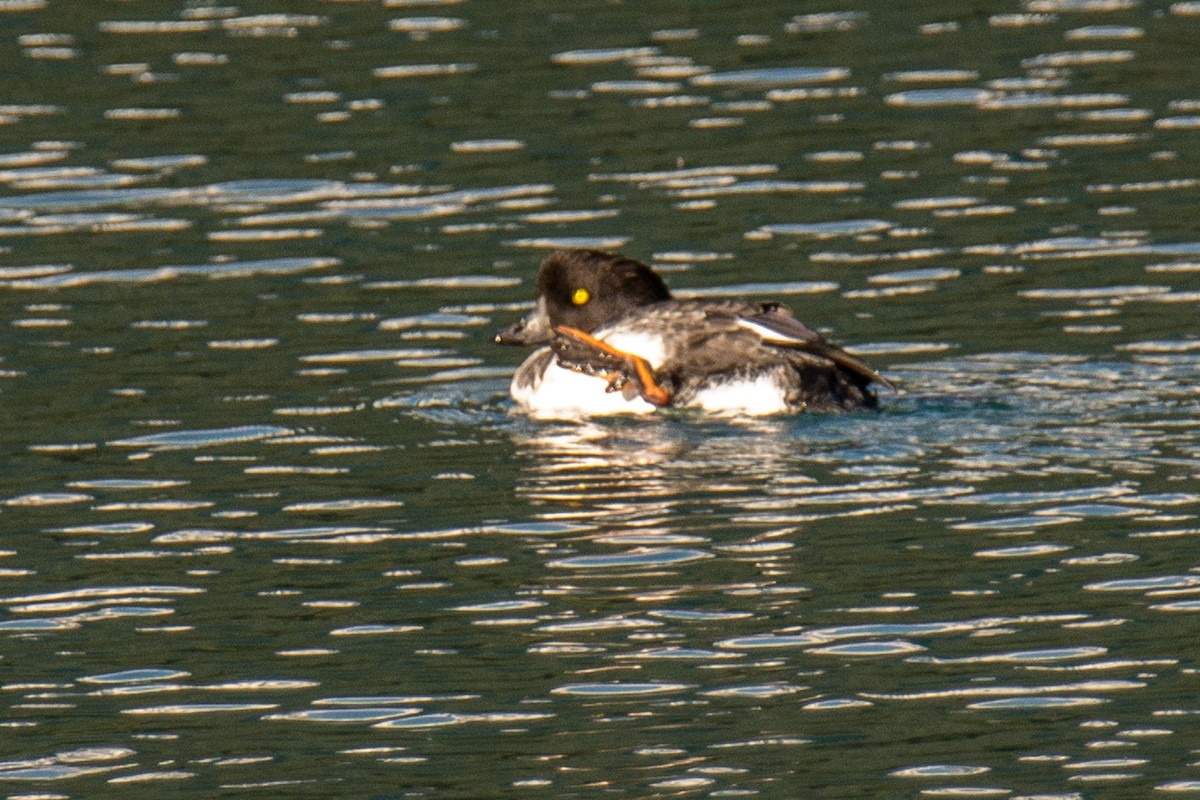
555, 299, 886, 411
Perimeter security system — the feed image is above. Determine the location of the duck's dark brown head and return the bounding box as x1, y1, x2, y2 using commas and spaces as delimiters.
495, 248, 671, 346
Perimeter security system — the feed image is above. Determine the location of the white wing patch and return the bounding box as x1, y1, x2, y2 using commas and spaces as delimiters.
734, 316, 811, 346
598, 329, 668, 369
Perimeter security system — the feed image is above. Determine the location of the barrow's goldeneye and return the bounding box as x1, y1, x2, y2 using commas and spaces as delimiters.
495, 248, 892, 417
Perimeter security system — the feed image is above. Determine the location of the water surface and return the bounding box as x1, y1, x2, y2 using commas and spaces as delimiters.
2, 1, 1200, 797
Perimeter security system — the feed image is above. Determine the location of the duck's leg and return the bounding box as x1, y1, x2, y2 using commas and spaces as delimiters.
551, 325, 672, 407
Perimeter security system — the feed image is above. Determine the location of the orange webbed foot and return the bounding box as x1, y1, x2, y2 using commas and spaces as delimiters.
552, 325, 672, 407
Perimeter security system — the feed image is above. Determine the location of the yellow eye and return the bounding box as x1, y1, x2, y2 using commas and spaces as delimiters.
571, 287, 590, 305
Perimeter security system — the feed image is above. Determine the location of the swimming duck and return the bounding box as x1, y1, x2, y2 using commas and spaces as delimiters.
495, 248, 891, 417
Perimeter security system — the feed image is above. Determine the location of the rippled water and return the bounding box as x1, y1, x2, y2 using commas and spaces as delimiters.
2, 0, 1200, 797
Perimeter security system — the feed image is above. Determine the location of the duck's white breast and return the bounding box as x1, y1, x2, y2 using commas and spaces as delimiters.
510, 334, 795, 417
510, 347, 657, 419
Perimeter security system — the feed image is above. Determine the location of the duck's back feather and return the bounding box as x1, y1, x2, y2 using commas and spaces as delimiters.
544, 299, 882, 413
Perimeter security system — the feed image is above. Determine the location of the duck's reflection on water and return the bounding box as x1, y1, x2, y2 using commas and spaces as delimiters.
509, 417, 802, 528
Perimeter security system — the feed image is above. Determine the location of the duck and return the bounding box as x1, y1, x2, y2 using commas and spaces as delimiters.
494, 248, 892, 418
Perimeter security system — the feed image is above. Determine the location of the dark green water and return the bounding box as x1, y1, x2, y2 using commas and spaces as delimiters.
1, 1, 1199, 797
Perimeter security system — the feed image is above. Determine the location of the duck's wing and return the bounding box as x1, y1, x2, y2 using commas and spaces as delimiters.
550, 325, 673, 407
719, 304, 896, 391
